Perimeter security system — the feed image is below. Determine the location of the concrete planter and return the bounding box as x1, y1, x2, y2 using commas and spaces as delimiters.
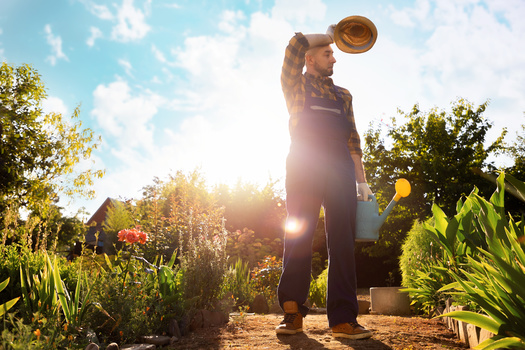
369, 287, 411, 316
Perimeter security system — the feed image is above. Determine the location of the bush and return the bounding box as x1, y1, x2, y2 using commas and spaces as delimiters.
177, 208, 228, 311
250, 256, 281, 305
309, 267, 328, 308
222, 258, 252, 309
399, 218, 457, 314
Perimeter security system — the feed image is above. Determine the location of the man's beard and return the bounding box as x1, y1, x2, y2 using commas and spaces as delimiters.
314, 62, 334, 77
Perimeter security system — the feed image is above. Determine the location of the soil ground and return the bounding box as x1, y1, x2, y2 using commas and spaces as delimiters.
167, 313, 468, 350
167, 290, 467, 350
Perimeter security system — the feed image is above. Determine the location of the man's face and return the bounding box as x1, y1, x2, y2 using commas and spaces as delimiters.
310, 45, 336, 77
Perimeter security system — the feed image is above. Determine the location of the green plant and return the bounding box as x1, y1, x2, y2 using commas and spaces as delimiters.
309, 267, 327, 308
88, 253, 166, 344
222, 258, 252, 308
430, 173, 525, 349
0, 278, 19, 316
177, 208, 228, 311
48, 254, 98, 329
19, 256, 58, 320
250, 256, 281, 305
399, 218, 457, 314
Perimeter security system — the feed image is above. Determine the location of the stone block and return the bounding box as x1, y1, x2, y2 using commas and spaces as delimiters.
121, 345, 155, 350
140, 335, 171, 346
251, 294, 269, 314
358, 300, 370, 314
458, 320, 469, 347
370, 287, 410, 316
479, 328, 495, 344
467, 323, 480, 348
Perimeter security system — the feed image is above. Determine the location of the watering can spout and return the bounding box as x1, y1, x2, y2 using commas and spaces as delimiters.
355, 178, 411, 242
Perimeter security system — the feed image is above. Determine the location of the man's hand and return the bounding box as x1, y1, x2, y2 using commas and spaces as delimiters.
357, 183, 373, 201
326, 24, 336, 42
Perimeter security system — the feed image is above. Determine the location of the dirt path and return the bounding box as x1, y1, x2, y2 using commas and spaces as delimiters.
167, 313, 468, 350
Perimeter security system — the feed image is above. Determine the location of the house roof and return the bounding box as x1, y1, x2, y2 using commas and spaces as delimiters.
85, 197, 121, 244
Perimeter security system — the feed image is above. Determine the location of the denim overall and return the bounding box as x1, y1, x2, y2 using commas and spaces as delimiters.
278, 80, 359, 327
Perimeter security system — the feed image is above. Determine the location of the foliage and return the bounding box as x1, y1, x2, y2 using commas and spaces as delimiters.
309, 267, 328, 308
0, 62, 104, 216
399, 219, 438, 288
102, 200, 134, 253
214, 179, 287, 241
87, 253, 168, 344
421, 173, 525, 349
222, 258, 252, 308
398, 218, 458, 314
0, 278, 19, 317
225, 228, 283, 268
0, 245, 48, 305
176, 205, 228, 311
362, 98, 507, 259
249, 256, 282, 305
506, 122, 525, 180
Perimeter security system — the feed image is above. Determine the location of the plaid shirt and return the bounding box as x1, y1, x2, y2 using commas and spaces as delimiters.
281, 32, 362, 156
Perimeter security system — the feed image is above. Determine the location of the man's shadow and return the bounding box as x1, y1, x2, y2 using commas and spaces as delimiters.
277, 333, 391, 349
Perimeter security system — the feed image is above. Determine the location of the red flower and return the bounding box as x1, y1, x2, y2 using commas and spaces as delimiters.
118, 228, 148, 245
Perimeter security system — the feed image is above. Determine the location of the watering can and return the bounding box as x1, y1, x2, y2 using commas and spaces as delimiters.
355, 178, 411, 242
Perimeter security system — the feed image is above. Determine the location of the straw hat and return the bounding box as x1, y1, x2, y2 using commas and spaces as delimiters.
334, 15, 378, 54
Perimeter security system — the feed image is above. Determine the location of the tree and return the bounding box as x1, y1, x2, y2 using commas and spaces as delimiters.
502, 118, 525, 217
0, 62, 104, 215
214, 178, 287, 240
362, 98, 507, 260
102, 200, 134, 253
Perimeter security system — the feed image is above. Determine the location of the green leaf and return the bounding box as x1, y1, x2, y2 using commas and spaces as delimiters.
50, 254, 71, 323
476, 336, 525, 350
0, 278, 9, 292
0, 297, 20, 317
505, 174, 525, 203
439, 310, 499, 334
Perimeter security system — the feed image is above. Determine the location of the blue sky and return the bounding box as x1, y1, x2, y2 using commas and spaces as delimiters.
1, 0, 524, 219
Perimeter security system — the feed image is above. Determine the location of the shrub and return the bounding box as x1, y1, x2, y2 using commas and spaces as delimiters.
177, 208, 228, 311
222, 258, 252, 308
250, 256, 281, 305
309, 267, 328, 308
399, 218, 457, 314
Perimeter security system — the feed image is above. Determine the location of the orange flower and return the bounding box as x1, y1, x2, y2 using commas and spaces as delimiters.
34, 329, 41, 340
118, 227, 148, 245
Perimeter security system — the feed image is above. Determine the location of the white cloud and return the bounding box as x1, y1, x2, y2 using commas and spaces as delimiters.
42, 96, 68, 116
118, 58, 134, 77
111, 0, 151, 42
91, 80, 162, 153
44, 24, 68, 66
87, 2, 114, 20
271, 0, 326, 23
164, 3, 181, 9
390, 0, 431, 28
87, 26, 103, 47
151, 44, 167, 63
218, 10, 246, 34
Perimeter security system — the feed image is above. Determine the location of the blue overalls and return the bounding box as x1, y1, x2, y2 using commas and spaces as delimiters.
278, 78, 359, 327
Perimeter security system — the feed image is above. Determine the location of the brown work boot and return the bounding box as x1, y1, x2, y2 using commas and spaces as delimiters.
332, 322, 372, 339
275, 301, 303, 335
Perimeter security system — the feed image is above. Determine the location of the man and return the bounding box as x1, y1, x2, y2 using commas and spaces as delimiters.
276, 25, 373, 340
